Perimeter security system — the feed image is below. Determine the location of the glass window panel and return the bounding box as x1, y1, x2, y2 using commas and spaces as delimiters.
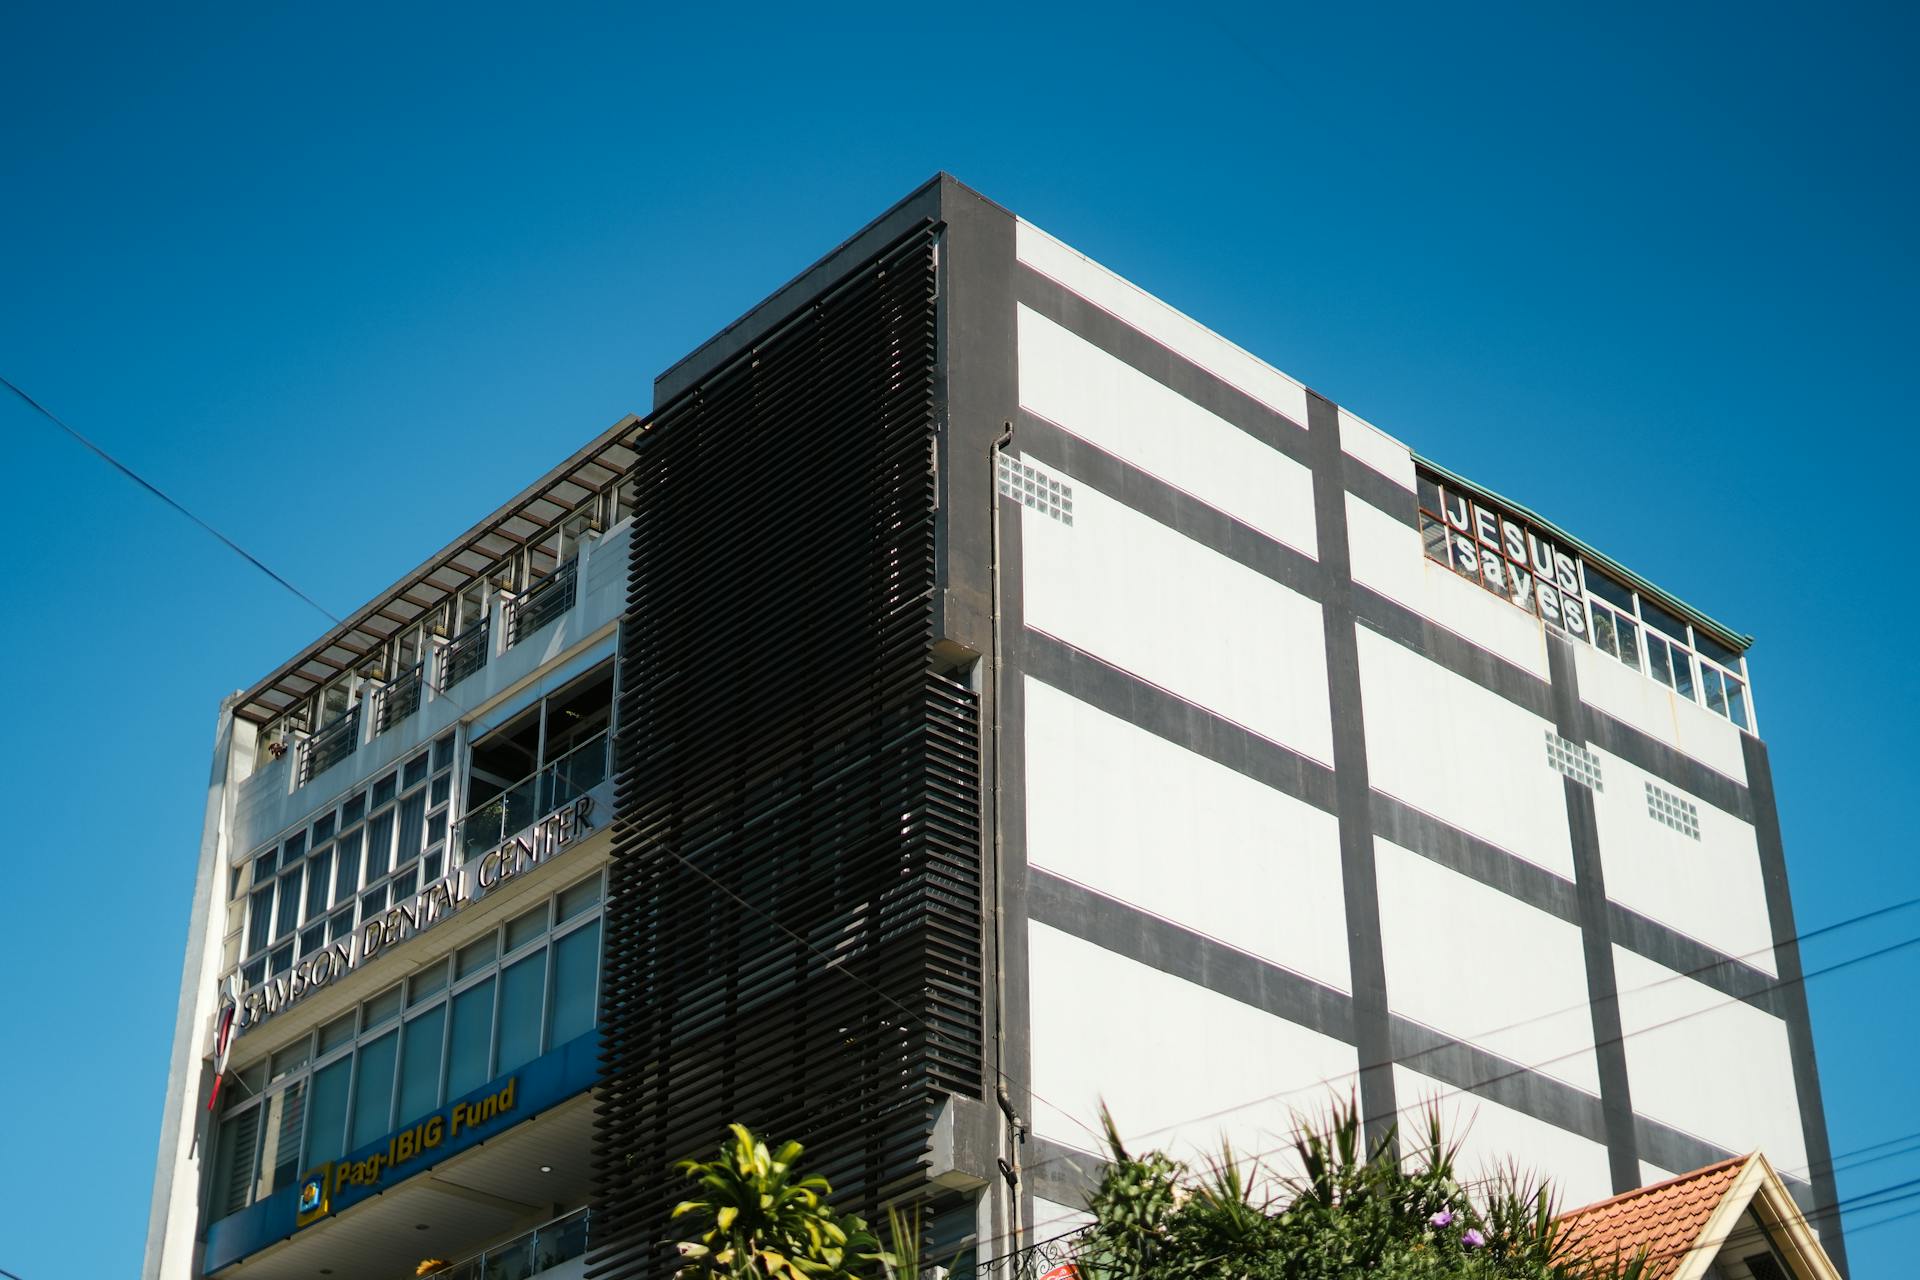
270, 1042, 310, 1081
548, 920, 600, 1048
446, 977, 495, 1099
260, 1079, 306, 1196
1647, 635, 1675, 688
397, 1006, 447, 1123
1617, 618, 1642, 672
328, 910, 355, 943
424, 850, 443, 883
342, 793, 366, 827
433, 733, 455, 773
305, 850, 333, 918
410, 960, 449, 1006
350, 1032, 398, 1148
1702, 666, 1728, 716
497, 951, 547, 1073
299, 922, 325, 958
1698, 632, 1743, 668
306, 1057, 351, 1167
431, 775, 451, 808
397, 792, 426, 866
372, 772, 397, 809
360, 885, 388, 918
283, 831, 307, 862
364, 985, 403, 1031
365, 811, 395, 882
243, 957, 266, 988
456, 936, 497, 979
319, 1013, 356, 1055
211, 1105, 260, 1218
270, 943, 294, 976
403, 753, 430, 790
311, 812, 336, 845
556, 875, 602, 924
334, 828, 362, 903
1641, 599, 1690, 642
1728, 678, 1751, 730
428, 812, 447, 847
391, 867, 418, 900
1417, 474, 1442, 516
274, 869, 303, 940
254, 848, 278, 880
1592, 605, 1619, 659
1672, 649, 1697, 701
1585, 571, 1635, 611
248, 887, 274, 954
505, 905, 547, 953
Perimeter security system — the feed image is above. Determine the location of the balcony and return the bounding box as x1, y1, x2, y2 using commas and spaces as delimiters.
377, 663, 425, 735
508, 560, 578, 650
425, 1208, 590, 1280
441, 620, 490, 689
458, 731, 610, 860
299, 706, 359, 785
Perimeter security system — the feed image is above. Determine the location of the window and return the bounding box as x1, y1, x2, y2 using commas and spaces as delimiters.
206, 872, 605, 1224
1580, 564, 1753, 731
461, 662, 614, 859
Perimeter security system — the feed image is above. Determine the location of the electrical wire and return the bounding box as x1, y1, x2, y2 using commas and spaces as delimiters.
5, 373, 344, 626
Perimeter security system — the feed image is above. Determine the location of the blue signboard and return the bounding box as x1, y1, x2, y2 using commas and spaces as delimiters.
203, 1031, 598, 1273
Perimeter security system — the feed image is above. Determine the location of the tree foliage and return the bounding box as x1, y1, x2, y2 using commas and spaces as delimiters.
1070, 1100, 1646, 1280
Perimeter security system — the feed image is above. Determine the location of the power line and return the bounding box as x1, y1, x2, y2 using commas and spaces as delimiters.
4, 374, 344, 626
1013, 890, 1920, 1187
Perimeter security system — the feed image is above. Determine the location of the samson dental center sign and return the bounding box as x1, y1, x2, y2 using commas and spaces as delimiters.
1417, 473, 1591, 640
221, 795, 596, 1037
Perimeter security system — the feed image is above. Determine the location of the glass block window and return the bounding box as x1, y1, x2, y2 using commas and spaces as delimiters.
1645, 781, 1701, 839
1545, 731, 1604, 791
997, 454, 1074, 526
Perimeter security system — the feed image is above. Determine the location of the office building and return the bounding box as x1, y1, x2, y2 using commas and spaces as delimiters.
146, 175, 1842, 1279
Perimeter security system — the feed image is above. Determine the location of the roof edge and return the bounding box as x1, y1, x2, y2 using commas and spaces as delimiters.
1415, 453, 1755, 655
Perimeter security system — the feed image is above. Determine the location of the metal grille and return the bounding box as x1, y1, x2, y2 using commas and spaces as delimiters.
509, 559, 578, 648
441, 621, 490, 689
591, 225, 983, 1280
377, 664, 424, 734
300, 706, 358, 785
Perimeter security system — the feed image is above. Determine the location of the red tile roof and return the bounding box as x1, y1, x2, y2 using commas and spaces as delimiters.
1555, 1155, 1750, 1278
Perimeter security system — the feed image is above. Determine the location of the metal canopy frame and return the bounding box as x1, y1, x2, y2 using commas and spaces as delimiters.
232, 413, 646, 726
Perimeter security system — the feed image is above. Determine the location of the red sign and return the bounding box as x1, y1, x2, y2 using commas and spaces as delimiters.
1039, 1266, 1079, 1280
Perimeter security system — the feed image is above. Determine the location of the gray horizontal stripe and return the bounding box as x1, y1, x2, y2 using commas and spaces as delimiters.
1342, 453, 1418, 526
1028, 869, 1353, 1044
1019, 630, 1339, 814
1580, 707, 1753, 822
1023, 630, 1785, 1019
1017, 266, 1313, 460
1026, 1133, 1103, 1209
1016, 411, 1326, 603
1027, 873, 1761, 1185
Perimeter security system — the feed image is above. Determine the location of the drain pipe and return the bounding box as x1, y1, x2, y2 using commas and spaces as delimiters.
987, 421, 1021, 1271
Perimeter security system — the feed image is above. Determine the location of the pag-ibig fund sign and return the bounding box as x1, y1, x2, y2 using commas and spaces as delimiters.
221, 795, 595, 1037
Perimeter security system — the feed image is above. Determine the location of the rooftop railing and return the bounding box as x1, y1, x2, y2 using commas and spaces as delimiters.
441, 620, 490, 690
457, 731, 609, 860
300, 706, 359, 785
423, 1206, 589, 1280
377, 663, 424, 735
508, 559, 578, 650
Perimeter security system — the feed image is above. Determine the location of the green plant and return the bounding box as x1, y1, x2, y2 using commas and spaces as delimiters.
671, 1124, 886, 1280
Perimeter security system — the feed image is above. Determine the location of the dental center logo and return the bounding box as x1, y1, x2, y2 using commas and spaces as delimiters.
220, 796, 594, 1036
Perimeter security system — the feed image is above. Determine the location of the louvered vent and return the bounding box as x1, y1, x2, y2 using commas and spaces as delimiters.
590, 225, 984, 1280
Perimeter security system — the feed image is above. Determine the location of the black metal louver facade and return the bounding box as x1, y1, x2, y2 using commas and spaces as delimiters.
590, 225, 985, 1280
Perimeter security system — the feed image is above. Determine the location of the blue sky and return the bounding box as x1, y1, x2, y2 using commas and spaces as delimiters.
1, 1, 1915, 1275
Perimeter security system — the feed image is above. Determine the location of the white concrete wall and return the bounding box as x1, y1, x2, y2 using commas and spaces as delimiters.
1344, 494, 1551, 681
1571, 640, 1747, 784
1612, 948, 1806, 1172
1024, 677, 1350, 993
1355, 626, 1573, 879
1375, 842, 1599, 1094
1027, 923, 1361, 1174
1021, 468, 1333, 765
1590, 746, 1777, 976
1017, 304, 1318, 556
1337, 406, 1416, 491
1016, 221, 1311, 430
